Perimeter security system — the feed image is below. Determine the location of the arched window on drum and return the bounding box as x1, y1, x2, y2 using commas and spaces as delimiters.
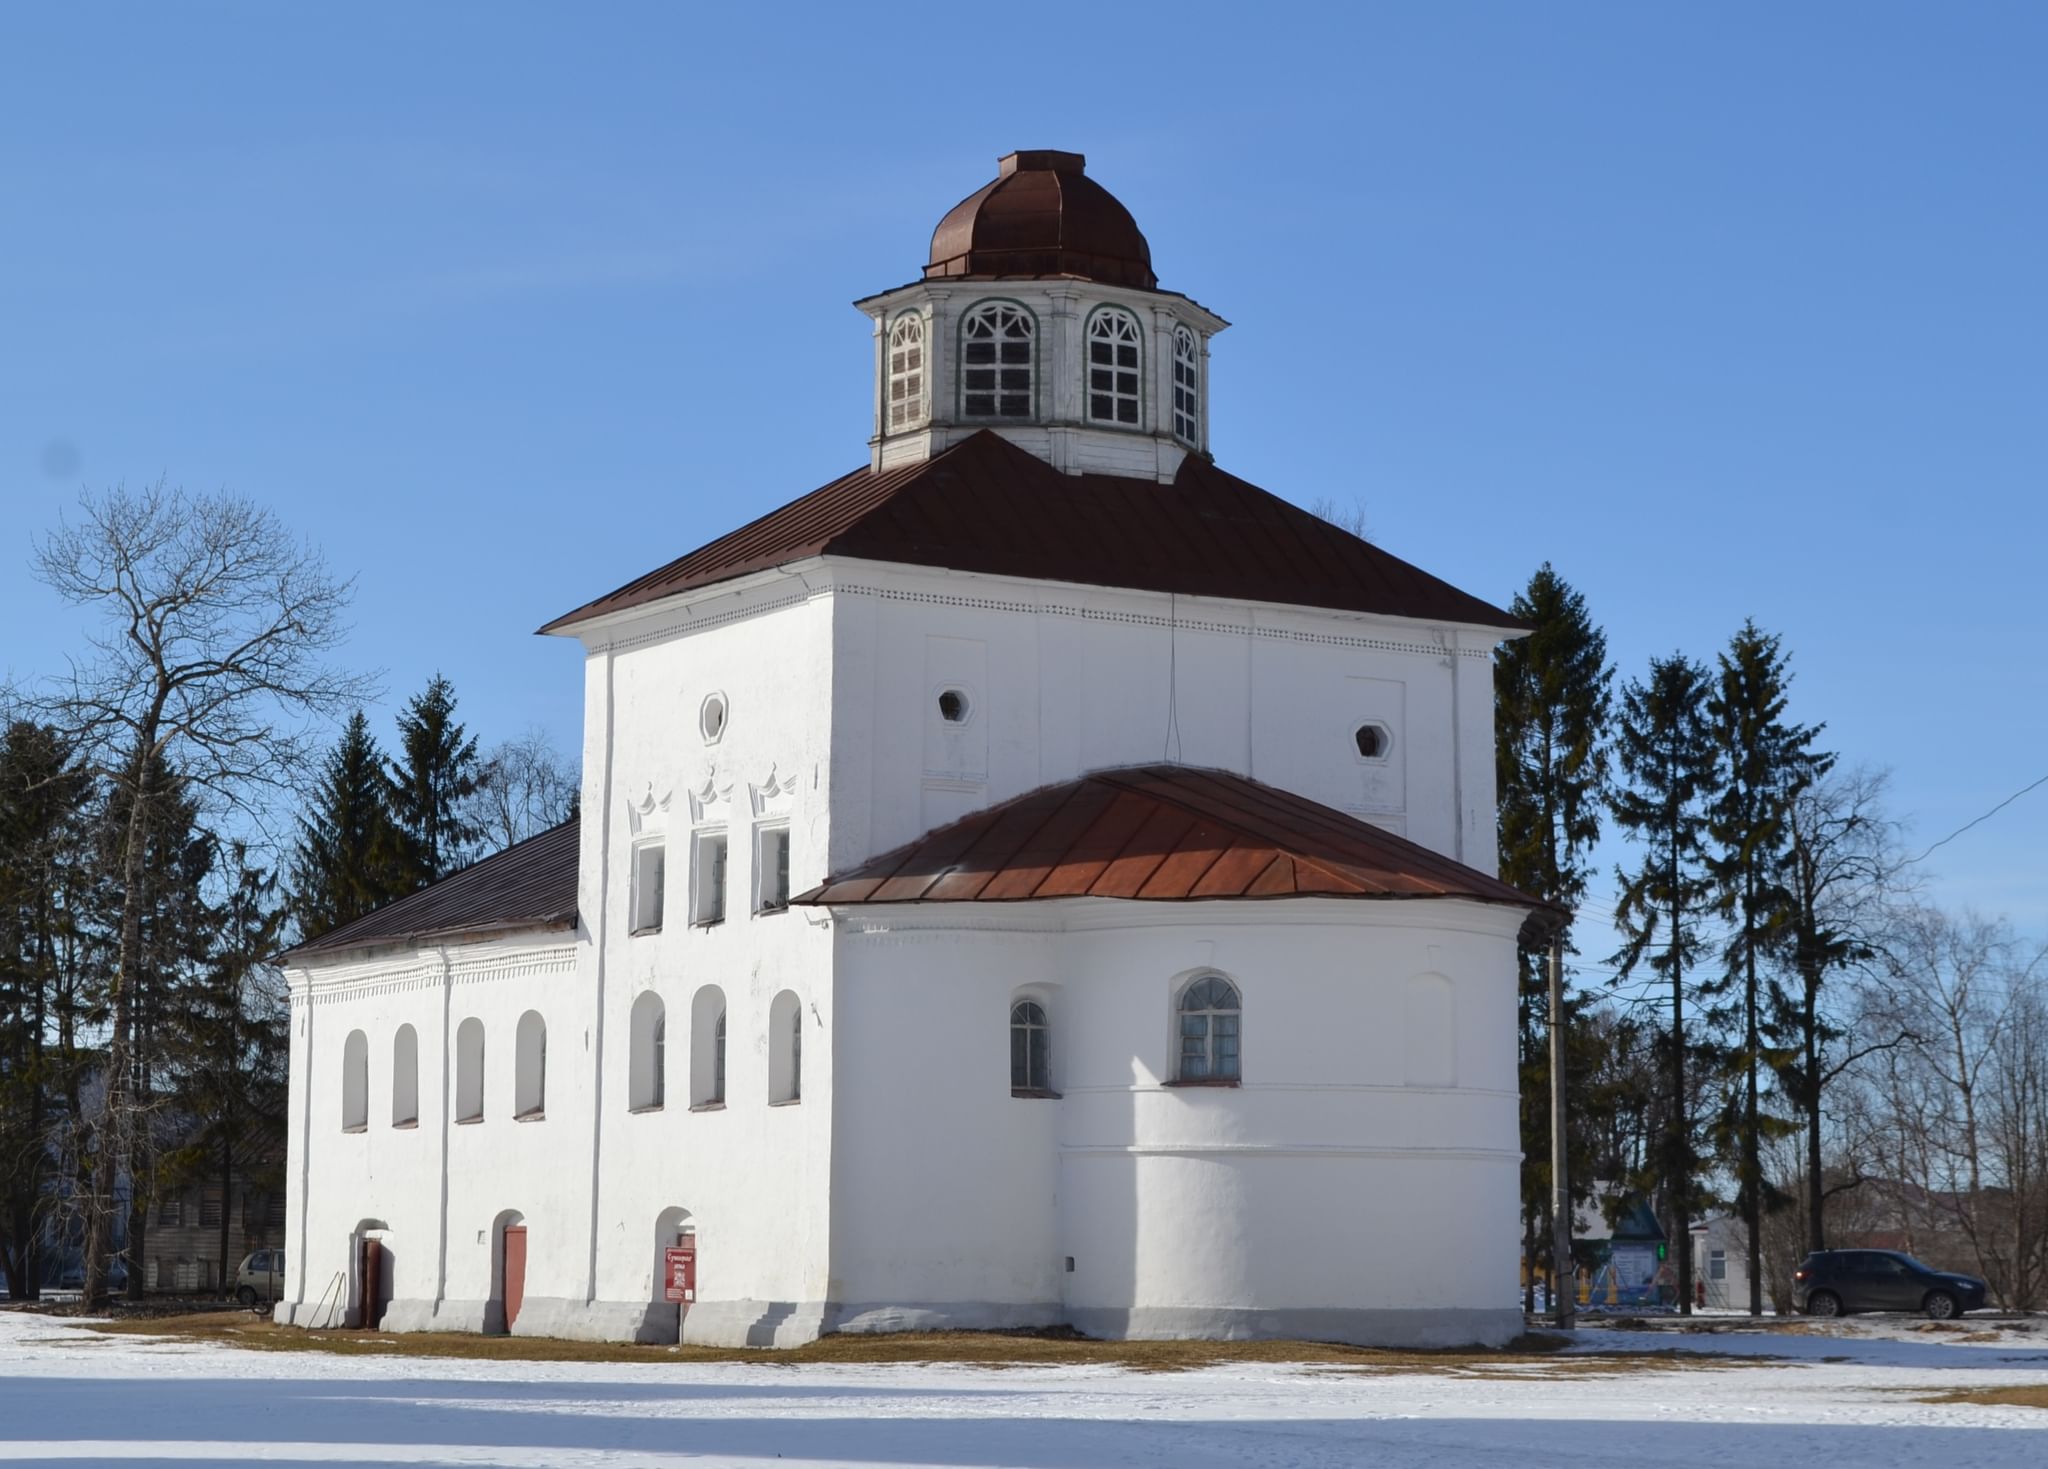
1175, 974, 1241, 1083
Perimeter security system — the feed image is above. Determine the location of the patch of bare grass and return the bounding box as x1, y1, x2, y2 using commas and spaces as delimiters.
1919, 1384, 2048, 1411
71, 1315, 1778, 1376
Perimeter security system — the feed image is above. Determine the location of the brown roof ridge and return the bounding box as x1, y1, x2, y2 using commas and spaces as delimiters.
540, 430, 1522, 636
282, 817, 581, 961
794, 764, 1550, 922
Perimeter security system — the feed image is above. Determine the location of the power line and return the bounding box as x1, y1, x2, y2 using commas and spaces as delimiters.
1908, 770, 2048, 865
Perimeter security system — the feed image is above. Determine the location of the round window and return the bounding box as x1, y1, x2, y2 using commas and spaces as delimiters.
937, 688, 971, 724
700, 693, 728, 744
1354, 723, 1389, 760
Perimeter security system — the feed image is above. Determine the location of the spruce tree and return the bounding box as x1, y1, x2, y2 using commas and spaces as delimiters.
178, 846, 288, 1294
0, 721, 92, 1299
1495, 564, 1612, 1308
1703, 621, 1831, 1314
290, 712, 404, 942
386, 675, 481, 887
1609, 654, 1718, 1314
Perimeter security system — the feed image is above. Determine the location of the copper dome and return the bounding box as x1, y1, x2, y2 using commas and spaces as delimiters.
925, 150, 1157, 291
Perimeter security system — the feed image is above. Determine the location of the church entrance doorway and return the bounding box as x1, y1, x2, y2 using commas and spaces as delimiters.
502, 1226, 527, 1331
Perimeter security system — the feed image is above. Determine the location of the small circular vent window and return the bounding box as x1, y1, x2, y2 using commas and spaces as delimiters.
937, 688, 971, 724
700, 693, 728, 744
1354, 723, 1390, 760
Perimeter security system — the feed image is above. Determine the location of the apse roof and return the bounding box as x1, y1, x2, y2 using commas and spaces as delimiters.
282, 819, 580, 961
540, 431, 1519, 634
793, 764, 1547, 916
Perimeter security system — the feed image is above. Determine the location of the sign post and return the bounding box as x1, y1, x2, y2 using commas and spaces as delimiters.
663, 1244, 696, 1305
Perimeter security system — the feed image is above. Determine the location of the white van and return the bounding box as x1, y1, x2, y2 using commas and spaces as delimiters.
234, 1248, 285, 1306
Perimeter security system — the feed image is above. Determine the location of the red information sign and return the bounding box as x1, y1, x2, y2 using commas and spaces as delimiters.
664, 1244, 696, 1304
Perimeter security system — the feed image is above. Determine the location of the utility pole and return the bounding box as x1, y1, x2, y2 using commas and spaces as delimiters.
1548, 934, 1574, 1327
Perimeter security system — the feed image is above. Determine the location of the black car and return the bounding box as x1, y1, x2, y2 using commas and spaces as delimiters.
1793, 1249, 1989, 1319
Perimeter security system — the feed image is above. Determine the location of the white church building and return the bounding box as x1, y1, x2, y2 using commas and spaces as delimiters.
276, 150, 1547, 1348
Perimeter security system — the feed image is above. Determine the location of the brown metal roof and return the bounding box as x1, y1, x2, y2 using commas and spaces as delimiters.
927, 151, 1156, 290
541, 431, 1520, 634
793, 765, 1546, 915
282, 819, 579, 961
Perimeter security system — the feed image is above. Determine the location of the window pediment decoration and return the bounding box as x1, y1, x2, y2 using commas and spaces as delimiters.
687, 766, 735, 824
749, 759, 800, 817
626, 783, 672, 837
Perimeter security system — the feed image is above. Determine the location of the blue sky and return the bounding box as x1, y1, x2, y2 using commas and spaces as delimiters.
3, 2, 2043, 945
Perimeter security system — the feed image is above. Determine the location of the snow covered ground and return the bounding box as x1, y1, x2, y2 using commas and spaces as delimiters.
0, 1311, 2043, 1468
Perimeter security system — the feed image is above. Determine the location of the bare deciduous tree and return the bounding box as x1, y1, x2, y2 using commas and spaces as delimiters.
32, 482, 370, 1304
467, 728, 578, 853
1854, 907, 2048, 1307
1308, 496, 1371, 542
1771, 766, 1910, 1253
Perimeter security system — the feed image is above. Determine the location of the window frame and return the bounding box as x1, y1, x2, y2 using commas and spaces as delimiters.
629, 990, 666, 1112
454, 1016, 486, 1123
514, 1010, 547, 1121
1084, 305, 1144, 429
768, 989, 802, 1105
630, 837, 667, 935
755, 823, 791, 915
958, 299, 1037, 421
1010, 998, 1057, 1098
689, 985, 728, 1110
886, 311, 928, 433
391, 1023, 420, 1128
340, 1029, 369, 1132
1171, 323, 1201, 445
691, 828, 728, 926
1170, 973, 1243, 1085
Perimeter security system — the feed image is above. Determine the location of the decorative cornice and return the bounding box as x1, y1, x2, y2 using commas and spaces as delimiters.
290, 942, 577, 1006
578, 556, 1503, 660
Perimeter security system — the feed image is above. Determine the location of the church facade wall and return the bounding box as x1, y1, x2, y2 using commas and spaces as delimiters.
568, 585, 839, 1344
825, 898, 1524, 1347
824, 558, 1502, 878
275, 938, 585, 1333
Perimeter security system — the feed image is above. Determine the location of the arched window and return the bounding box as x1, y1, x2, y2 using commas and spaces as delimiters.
691, 985, 727, 1108
515, 1011, 546, 1119
630, 991, 666, 1111
1171, 325, 1200, 443
340, 1030, 368, 1131
961, 302, 1033, 419
455, 1018, 485, 1122
1086, 308, 1142, 426
769, 990, 802, 1104
887, 314, 926, 432
1176, 974, 1241, 1082
391, 1025, 419, 1127
1010, 1000, 1050, 1094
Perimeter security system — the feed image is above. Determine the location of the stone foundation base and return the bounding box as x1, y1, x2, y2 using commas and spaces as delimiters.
823, 1300, 1065, 1335
277, 1296, 1520, 1351
1066, 1304, 1525, 1349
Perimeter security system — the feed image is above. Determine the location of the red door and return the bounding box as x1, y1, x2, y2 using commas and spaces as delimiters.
360, 1237, 384, 1329
502, 1226, 527, 1332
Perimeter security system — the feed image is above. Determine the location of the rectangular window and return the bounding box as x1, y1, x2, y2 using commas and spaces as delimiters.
1709, 1249, 1727, 1281
159, 1197, 184, 1227
199, 1191, 223, 1228
756, 825, 790, 913
265, 1194, 286, 1228
693, 831, 728, 926
632, 840, 666, 934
